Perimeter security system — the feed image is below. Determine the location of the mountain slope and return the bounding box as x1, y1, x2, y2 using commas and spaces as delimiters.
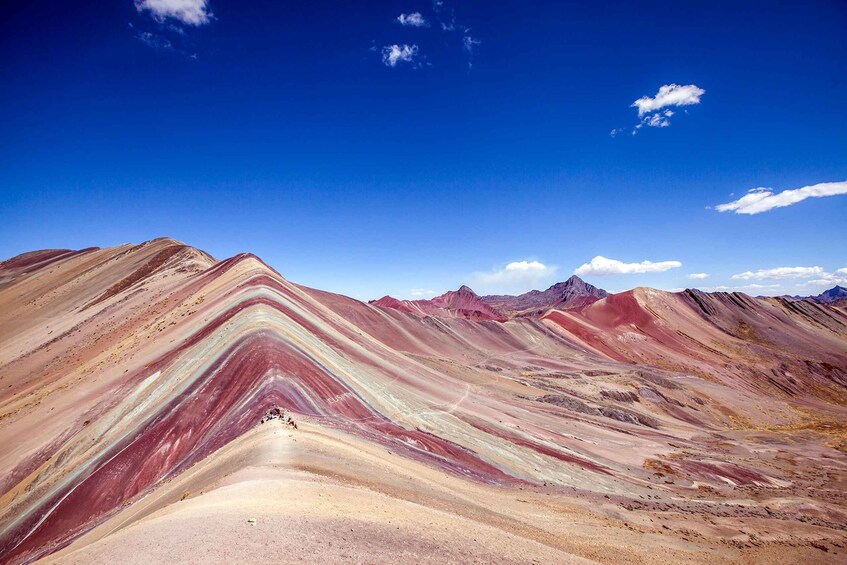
543, 287, 847, 401
1, 240, 846, 563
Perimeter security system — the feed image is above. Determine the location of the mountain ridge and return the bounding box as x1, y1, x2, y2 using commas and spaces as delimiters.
2, 238, 847, 563
371, 275, 609, 321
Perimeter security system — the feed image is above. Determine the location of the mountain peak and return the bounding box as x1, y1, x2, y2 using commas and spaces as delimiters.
814, 285, 847, 303
481, 276, 608, 316
547, 275, 595, 292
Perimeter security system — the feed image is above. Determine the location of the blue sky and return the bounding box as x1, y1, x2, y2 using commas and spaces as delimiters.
1, 1, 846, 299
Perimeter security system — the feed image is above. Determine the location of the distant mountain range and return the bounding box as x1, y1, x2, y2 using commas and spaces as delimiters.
374, 278, 847, 323
370, 285, 509, 322
370, 275, 608, 321
482, 275, 608, 316
767, 285, 847, 305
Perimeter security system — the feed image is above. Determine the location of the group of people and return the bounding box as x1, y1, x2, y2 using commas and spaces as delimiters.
260, 404, 298, 429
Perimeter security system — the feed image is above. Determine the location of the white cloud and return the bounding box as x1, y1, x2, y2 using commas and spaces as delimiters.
697, 285, 730, 292
730, 266, 847, 294
135, 0, 212, 26
382, 44, 419, 67
715, 181, 847, 215
632, 84, 705, 117
696, 284, 781, 294
574, 256, 682, 276
411, 288, 437, 297
731, 266, 825, 280
473, 260, 559, 293
794, 268, 847, 288
625, 84, 703, 134
397, 12, 428, 27
687, 273, 709, 280
801, 279, 838, 287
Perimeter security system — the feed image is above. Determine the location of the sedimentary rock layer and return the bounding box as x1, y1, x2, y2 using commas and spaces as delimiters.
1, 239, 846, 564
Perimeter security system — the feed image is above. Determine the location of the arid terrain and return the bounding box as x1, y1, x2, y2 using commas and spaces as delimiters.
1, 238, 846, 564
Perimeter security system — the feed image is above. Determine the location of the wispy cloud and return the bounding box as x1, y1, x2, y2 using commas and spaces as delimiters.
433, 0, 456, 30
696, 284, 781, 293
687, 273, 709, 280
731, 266, 847, 291
378, 1, 478, 69
136, 31, 173, 50
738, 283, 781, 290
715, 181, 847, 215
133, 28, 196, 57
574, 256, 682, 276
731, 266, 825, 280
632, 110, 675, 133
382, 44, 419, 67
797, 277, 847, 289
432, 1, 478, 63
646, 110, 673, 127
411, 288, 437, 297
397, 12, 428, 27
701, 265, 846, 296
473, 260, 558, 293
135, 0, 212, 26
693, 266, 847, 295
462, 34, 481, 68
